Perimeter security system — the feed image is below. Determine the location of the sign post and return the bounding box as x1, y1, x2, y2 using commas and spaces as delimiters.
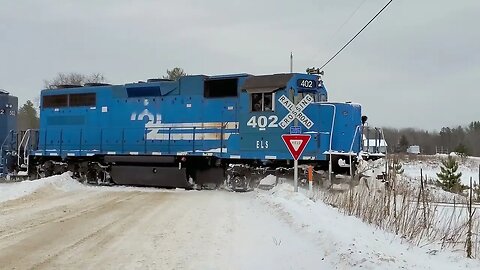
308, 165, 313, 194
281, 134, 311, 192
294, 159, 298, 192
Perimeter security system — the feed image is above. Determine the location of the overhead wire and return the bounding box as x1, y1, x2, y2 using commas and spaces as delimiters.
327, 0, 369, 44
319, 0, 395, 70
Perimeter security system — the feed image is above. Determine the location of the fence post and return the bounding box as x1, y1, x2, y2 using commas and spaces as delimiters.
466, 176, 473, 258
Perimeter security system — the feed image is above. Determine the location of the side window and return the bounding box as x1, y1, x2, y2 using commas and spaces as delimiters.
251, 93, 274, 112
264, 93, 272, 111
204, 78, 238, 98
251, 93, 262, 111
43, 95, 68, 108
70, 93, 96, 107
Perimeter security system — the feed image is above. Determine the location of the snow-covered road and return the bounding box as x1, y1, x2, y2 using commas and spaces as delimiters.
0, 177, 328, 270
1, 174, 479, 269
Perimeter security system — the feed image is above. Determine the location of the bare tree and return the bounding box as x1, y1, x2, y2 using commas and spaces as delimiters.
44, 72, 107, 89
382, 123, 480, 156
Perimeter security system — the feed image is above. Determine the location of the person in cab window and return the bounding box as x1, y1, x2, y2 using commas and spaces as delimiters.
264, 93, 272, 111
252, 93, 262, 111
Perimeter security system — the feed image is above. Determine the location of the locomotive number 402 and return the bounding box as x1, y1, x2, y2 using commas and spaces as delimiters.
297, 79, 316, 88
247, 115, 279, 129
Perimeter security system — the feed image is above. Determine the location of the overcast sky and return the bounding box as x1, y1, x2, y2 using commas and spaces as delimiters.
1, 0, 479, 131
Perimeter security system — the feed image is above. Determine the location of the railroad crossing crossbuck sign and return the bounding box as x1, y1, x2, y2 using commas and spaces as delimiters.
281, 134, 311, 160
278, 94, 314, 129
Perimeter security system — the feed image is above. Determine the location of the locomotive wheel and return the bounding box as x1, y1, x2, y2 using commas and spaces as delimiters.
231, 175, 250, 192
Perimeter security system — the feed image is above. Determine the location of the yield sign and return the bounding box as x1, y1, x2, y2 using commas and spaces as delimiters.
281, 134, 311, 160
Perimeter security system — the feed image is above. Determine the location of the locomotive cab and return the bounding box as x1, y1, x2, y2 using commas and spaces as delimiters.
234, 73, 362, 174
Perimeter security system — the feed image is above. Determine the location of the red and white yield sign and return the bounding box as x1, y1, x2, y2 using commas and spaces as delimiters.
281, 134, 311, 160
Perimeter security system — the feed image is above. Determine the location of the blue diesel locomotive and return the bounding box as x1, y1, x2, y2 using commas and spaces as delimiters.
16, 73, 365, 189
0, 89, 18, 176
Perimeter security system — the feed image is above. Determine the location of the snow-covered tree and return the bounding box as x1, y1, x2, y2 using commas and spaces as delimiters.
436, 155, 463, 193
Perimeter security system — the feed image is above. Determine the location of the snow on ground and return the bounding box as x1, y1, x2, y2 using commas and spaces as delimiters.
258, 183, 480, 269
1, 173, 480, 269
403, 155, 480, 186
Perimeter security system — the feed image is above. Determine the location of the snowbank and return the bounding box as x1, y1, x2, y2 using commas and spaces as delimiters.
257, 183, 480, 269
0, 173, 189, 204
0, 173, 85, 203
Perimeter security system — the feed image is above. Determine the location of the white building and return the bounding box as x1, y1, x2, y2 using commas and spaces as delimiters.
363, 138, 388, 154
407, 145, 420, 154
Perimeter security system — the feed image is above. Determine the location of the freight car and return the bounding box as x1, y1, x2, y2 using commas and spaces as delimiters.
16, 72, 367, 189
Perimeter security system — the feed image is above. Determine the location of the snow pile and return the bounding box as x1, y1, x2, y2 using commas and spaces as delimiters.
0, 173, 186, 204
257, 183, 480, 269
257, 174, 277, 190
0, 173, 84, 203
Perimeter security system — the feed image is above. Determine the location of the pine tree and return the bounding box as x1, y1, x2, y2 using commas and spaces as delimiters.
17, 100, 39, 131
436, 155, 463, 193
163, 67, 187, 80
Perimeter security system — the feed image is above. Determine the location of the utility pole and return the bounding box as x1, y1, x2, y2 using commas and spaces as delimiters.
290, 52, 293, 73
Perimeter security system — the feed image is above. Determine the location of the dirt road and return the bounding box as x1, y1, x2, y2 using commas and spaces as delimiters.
0, 183, 328, 270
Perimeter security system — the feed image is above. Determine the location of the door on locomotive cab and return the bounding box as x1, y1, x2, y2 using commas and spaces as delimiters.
240, 90, 283, 155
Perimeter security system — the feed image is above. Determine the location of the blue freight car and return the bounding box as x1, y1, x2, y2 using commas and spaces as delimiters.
17, 73, 366, 189
0, 89, 18, 176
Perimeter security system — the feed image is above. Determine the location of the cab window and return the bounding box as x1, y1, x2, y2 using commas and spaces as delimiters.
251, 93, 274, 112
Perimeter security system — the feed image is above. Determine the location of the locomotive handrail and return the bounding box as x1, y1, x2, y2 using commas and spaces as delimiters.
319, 104, 336, 183
0, 130, 14, 155
319, 104, 336, 153
348, 124, 363, 177
0, 130, 15, 172
348, 125, 362, 154
17, 129, 38, 175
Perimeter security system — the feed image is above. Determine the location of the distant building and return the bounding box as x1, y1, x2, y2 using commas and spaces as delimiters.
363, 138, 388, 154
407, 145, 420, 154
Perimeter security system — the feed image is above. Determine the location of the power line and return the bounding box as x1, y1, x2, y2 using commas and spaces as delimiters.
319, 0, 395, 70
328, 0, 369, 43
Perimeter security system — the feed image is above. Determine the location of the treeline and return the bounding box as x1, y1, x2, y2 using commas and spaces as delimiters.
382, 121, 480, 156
